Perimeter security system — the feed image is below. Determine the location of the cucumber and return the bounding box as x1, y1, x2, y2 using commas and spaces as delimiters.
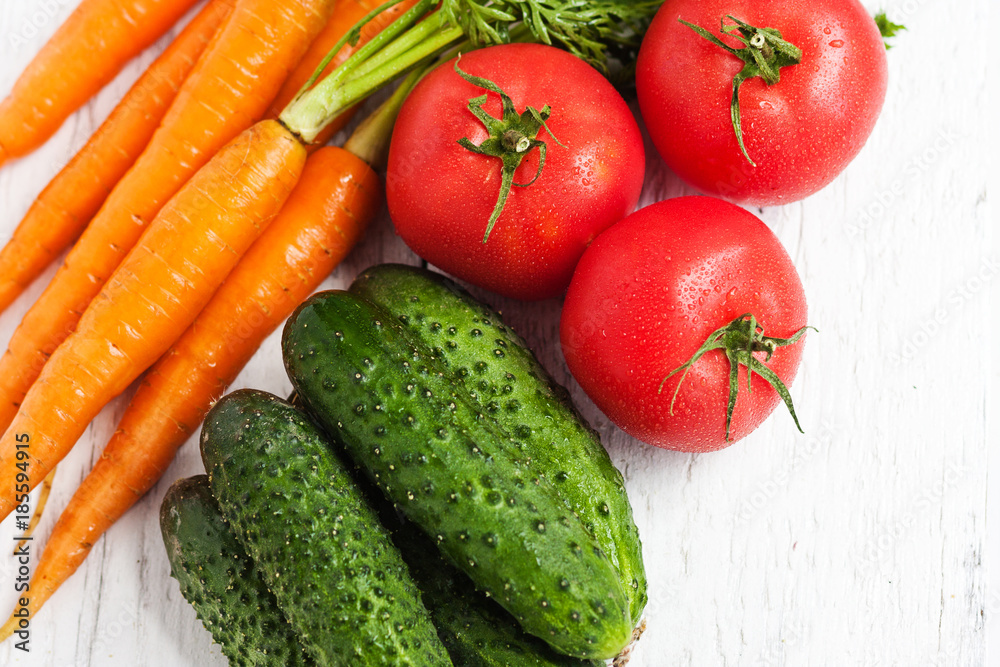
282, 290, 632, 660
395, 521, 604, 667
350, 461, 604, 667
159, 475, 312, 666
350, 264, 647, 624
200, 389, 451, 667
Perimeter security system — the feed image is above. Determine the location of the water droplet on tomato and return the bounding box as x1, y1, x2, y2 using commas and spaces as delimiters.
829, 39, 844, 48
727, 287, 738, 300
823, 27, 832, 35
759, 100, 774, 110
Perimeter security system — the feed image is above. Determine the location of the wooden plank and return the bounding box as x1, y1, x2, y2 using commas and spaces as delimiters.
0, 0, 991, 664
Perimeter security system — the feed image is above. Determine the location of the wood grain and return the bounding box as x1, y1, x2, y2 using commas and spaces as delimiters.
0, 0, 991, 665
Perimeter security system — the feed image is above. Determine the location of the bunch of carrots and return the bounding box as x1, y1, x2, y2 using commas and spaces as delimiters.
0, 0, 440, 639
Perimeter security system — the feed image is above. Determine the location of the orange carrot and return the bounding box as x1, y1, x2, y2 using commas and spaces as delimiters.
267, 0, 421, 148
0, 0, 202, 167
0, 119, 305, 523
0, 147, 379, 627
0, 0, 234, 313
0, 0, 335, 434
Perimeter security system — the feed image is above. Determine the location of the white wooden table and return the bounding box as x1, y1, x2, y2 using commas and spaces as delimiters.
0, 1, 993, 665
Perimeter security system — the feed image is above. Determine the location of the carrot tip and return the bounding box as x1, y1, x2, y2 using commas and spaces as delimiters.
0, 613, 17, 644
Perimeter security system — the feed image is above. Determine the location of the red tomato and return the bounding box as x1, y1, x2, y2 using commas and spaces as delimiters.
560, 197, 809, 452
387, 43, 645, 300
636, 0, 888, 206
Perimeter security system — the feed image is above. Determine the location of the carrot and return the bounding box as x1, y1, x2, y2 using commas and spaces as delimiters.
0, 63, 427, 628
13, 467, 56, 552
0, 119, 305, 524
0, 0, 235, 314
0, 0, 202, 167
266, 0, 422, 148
0, 0, 335, 434
0, 147, 379, 628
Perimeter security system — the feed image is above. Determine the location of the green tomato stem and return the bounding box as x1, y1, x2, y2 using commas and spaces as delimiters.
658, 313, 814, 442
875, 11, 906, 49
451, 58, 565, 243
679, 15, 803, 166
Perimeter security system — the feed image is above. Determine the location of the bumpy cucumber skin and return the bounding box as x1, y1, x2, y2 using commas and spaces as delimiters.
350, 264, 647, 624
200, 389, 451, 667
395, 523, 604, 667
282, 291, 631, 660
159, 475, 312, 667
349, 462, 604, 667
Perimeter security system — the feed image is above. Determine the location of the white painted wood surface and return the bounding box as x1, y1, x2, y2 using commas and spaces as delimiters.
0, 0, 992, 665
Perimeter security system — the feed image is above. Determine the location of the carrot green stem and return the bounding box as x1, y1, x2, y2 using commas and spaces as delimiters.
280, 0, 665, 143
297, 0, 415, 96
346, 10, 448, 82
335, 26, 464, 113
281, 0, 452, 142
344, 60, 436, 170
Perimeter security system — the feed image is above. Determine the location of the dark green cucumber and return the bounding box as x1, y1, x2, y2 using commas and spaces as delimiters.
200, 389, 451, 667
350, 264, 647, 624
396, 521, 604, 667
159, 475, 312, 667
349, 460, 604, 667
282, 290, 631, 660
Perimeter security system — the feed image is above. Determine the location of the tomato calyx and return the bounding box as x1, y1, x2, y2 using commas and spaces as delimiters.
875, 12, 906, 50
453, 57, 565, 243
679, 15, 803, 167
658, 313, 813, 442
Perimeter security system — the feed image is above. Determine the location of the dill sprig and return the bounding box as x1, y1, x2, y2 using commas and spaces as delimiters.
441, 0, 664, 72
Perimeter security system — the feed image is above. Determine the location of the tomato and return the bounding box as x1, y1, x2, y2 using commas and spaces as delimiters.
635, 0, 888, 206
560, 197, 809, 452
386, 43, 645, 301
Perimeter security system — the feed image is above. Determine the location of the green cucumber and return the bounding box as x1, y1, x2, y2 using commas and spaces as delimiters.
159, 475, 312, 666
350, 462, 604, 667
350, 263, 647, 624
200, 389, 451, 667
282, 290, 632, 660
395, 521, 604, 667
